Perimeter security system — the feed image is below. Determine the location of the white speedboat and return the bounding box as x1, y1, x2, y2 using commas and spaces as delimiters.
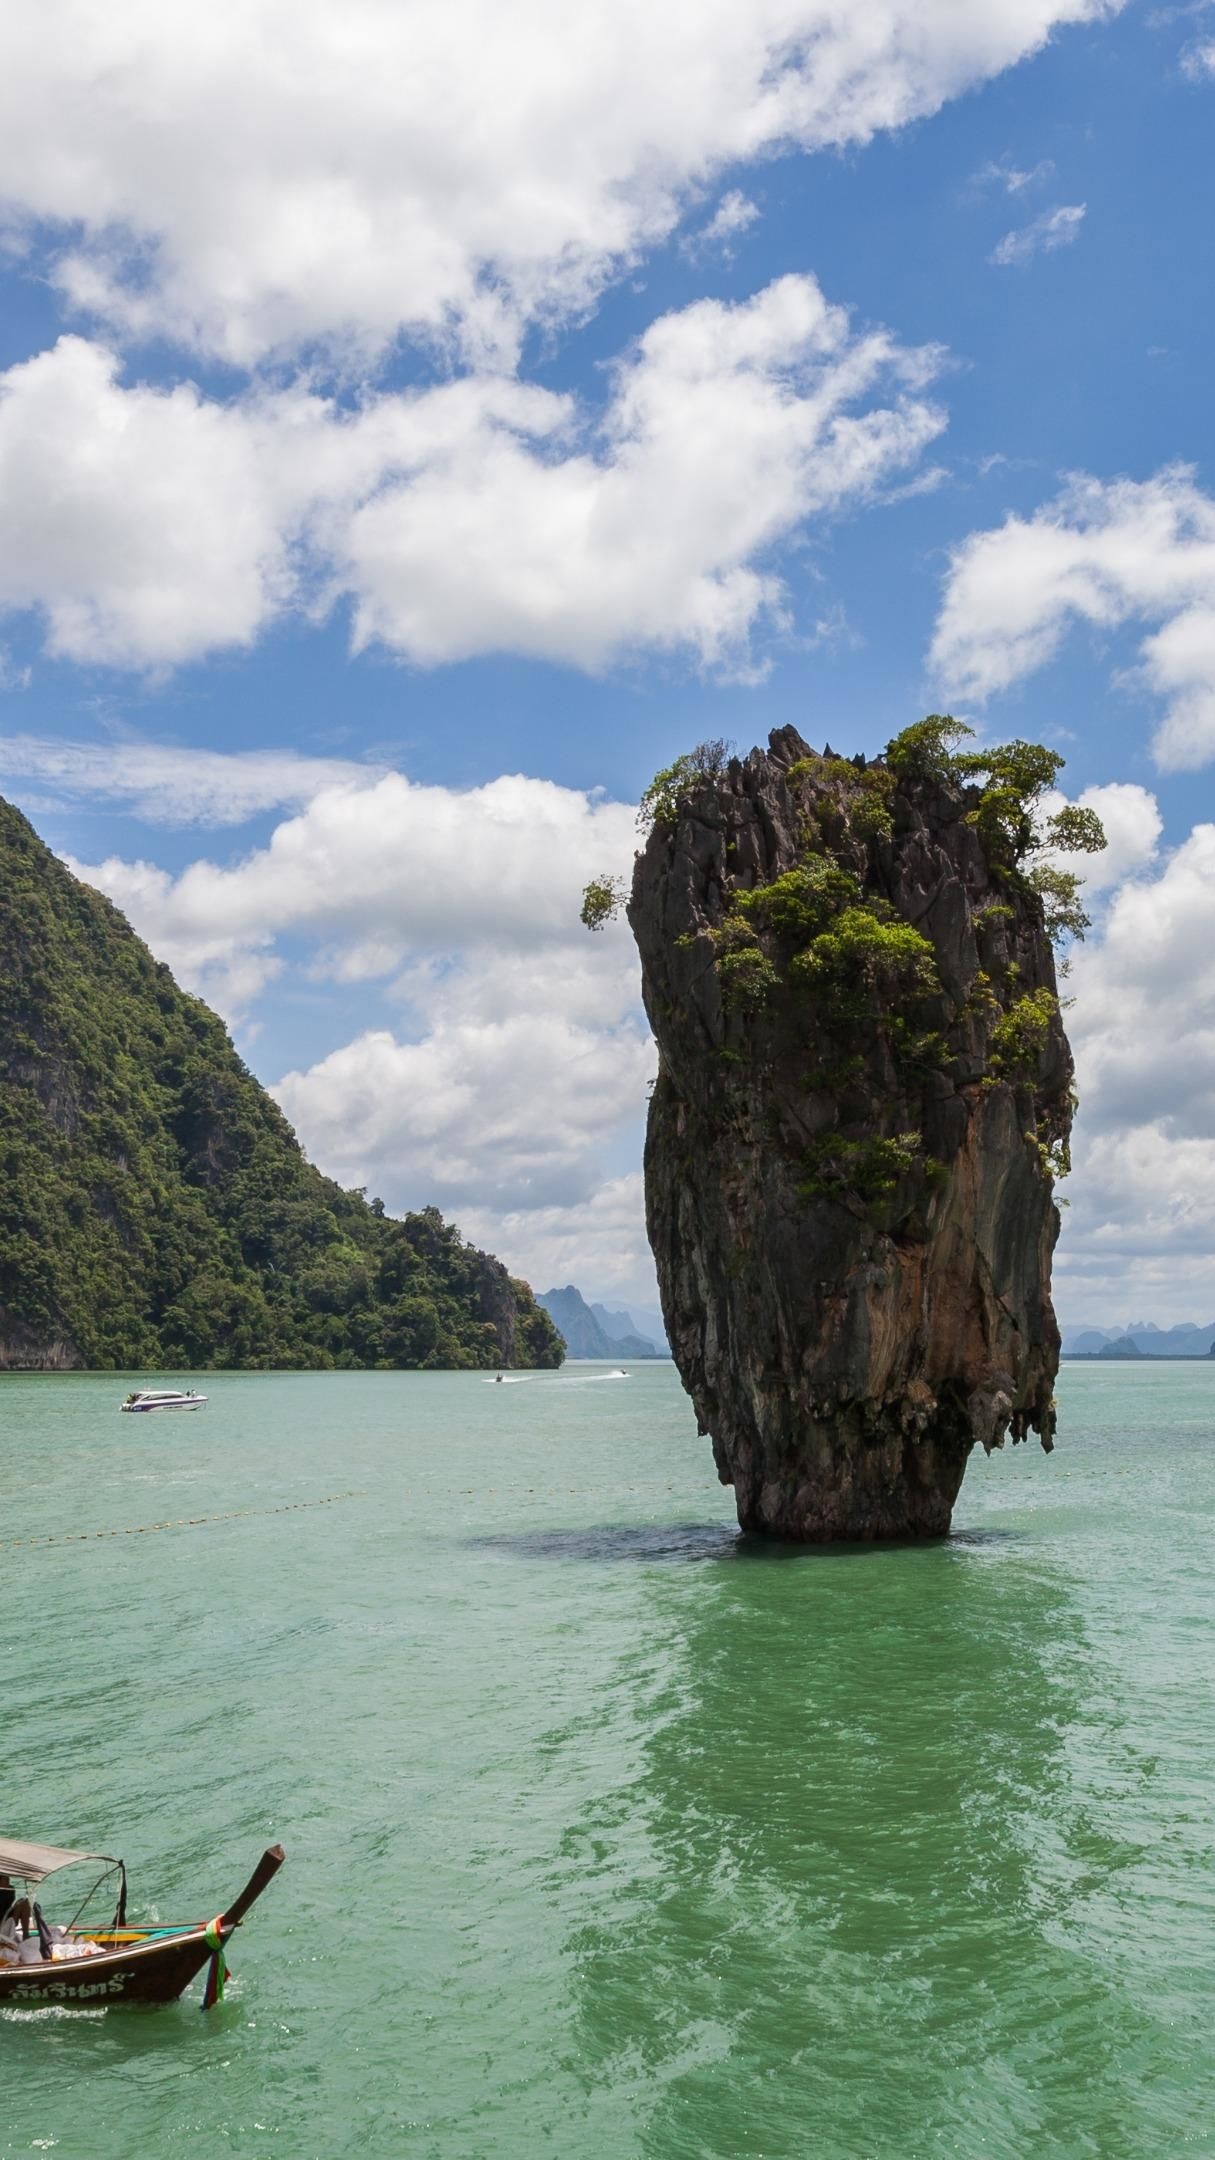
119, 1389, 207, 1414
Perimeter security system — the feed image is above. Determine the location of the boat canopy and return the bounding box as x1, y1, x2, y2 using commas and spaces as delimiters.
0, 1837, 120, 1885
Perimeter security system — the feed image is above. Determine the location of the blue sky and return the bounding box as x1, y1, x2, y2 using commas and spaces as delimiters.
0, 0, 1213, 1319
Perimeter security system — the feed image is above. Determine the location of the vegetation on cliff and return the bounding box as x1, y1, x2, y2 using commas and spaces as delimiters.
0, 797, 563, 1372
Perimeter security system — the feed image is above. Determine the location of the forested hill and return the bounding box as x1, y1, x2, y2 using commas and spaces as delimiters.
0, 797, 563, 1372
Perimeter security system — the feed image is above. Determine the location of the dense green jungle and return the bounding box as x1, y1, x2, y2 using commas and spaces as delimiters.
0, 796, 563, 1372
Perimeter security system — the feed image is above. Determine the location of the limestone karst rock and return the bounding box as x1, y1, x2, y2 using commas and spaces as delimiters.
628, 726, 1075, 1541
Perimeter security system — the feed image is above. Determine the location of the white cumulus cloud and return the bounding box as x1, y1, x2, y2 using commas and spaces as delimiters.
338, 277, 947, 672
0, 339, 305, 668
68, 766, 638, 1012
273, 1012, 654, 1216
0, 0, 1121, 367
931, 466, 1215, 768
1056, 816, 1215, 1317
0, 282, 946, 674
1069, 822, 1215, 1141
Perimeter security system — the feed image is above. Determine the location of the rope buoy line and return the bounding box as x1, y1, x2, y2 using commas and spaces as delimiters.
5, 1480, 725, 1553
1, 1491, 363, 1552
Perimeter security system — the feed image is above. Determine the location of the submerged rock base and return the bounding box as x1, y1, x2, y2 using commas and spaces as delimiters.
724, 1416, 972, 1543
631, 727, 1073, 1542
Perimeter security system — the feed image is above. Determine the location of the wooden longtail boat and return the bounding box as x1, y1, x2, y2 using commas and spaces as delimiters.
0, 1837, 284, 2009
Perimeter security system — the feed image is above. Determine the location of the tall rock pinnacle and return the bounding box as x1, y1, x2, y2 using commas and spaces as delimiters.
627, 723, 1084, 1541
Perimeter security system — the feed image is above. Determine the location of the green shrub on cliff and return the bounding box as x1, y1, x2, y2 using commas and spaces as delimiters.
580, 874, 626, 931
715, 937, 781, 1013
987, 988, 1060, 1083
734, 858, 861, 940
884, 715, 1106, 948
0, 798, 564, 1372
791, 906, 937, 1007
637, 738, 733, 833
797, 1130, 923, 1202
786, 753, 896, 840
884, 714, 974, 784
712, 844, 941, 1042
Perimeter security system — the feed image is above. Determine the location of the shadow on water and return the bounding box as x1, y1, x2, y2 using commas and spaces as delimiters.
467, 1522, 1021, 1566
468, 1522, 742, 1565
553, 1530, 1188, 2160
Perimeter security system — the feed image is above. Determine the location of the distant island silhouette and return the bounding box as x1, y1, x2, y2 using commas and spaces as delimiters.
1061, 1318, 1215, 1360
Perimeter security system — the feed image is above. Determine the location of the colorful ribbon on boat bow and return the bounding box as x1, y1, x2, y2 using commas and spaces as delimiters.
202, 1916, 229, 2009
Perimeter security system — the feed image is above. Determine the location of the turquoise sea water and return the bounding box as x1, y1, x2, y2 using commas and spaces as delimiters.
1, 1360, 1213, 2159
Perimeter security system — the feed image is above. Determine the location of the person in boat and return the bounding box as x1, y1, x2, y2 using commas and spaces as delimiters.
0, 1874, 13, 1924
0, 1896, 32, 1963
495, 1372, 503, 1383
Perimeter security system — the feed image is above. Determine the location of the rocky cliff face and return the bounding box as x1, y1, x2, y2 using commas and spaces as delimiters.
629, 728, 1073, 1541
0, 1309, 84, 1371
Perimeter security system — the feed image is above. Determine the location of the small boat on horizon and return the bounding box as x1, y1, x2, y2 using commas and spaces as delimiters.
0, 1837, 284, 2008
120, 1388, 207, 1413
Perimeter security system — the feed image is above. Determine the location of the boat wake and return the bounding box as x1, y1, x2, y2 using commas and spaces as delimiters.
481, 1368, 631, 1387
